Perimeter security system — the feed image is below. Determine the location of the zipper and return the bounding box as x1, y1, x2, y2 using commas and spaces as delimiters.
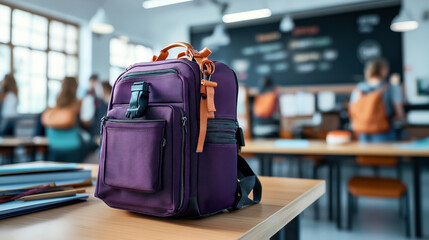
99, 116, 167, 146
178, 108, 187, 211
122, 69, 178, 80
101, 117, 165, 123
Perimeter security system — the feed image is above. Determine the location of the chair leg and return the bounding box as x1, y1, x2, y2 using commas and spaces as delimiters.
298, 158, 303, 178
397, 159, 403, 181
328, 162, 333, 221
373, 166, 380, 177
347, 192, 353, 230
312, 164, 320, 220
353, 197, 358, 214
404, 193, 411, 237
399, 199, 403, 218
259, 156, 265, 176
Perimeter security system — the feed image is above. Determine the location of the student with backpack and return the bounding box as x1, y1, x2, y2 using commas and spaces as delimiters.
252, 76, 280, 138
349, 59, 405, 142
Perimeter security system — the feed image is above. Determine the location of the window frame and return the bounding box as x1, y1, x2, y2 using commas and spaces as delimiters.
0, 2, 79, 113
109, 37, 153, 85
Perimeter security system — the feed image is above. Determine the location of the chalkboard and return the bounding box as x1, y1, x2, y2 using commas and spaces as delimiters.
191, 6, 402, 87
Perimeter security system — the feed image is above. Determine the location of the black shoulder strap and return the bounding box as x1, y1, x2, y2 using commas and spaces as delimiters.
234, 154, 262, 209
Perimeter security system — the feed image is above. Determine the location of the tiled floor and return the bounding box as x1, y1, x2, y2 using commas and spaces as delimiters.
247, 157, 429, 240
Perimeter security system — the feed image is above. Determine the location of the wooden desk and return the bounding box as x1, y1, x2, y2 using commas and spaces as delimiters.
0, 137, 48, 163
242, 139, 429, 238
242, 139, 429, 157
0, 164, 325, 240
0, 136, 48, 148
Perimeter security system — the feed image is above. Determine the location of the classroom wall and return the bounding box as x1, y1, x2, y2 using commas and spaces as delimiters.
403, 0, 429, 104
91, 35, 110, 82
3, 0, 428, 105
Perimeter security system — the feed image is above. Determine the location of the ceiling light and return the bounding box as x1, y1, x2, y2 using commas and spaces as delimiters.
222, 8, 272, 23
142, 0, 192, 9
118, 35, 129, 43
202, 24, 230, 51
90, 8, 114, 34
280, 15, 294, 32
391, 7, 418, 32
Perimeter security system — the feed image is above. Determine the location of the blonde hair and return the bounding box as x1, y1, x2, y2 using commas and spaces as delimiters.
56, 77, 78, 108
365, 59, 389, 80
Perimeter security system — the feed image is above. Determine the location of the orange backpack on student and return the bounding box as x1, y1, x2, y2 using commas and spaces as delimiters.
349, 87, 390, 134
253, 92, 277, 118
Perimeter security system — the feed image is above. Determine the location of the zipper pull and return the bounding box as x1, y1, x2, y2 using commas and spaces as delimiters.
162, 138, 167, 147
182, 116, 187, 126
99, 116, 108, 146
182, 116, 187, 134
99, 116, 108, 135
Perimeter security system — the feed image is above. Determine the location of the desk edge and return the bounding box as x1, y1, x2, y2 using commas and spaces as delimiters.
238, 180, 325, 240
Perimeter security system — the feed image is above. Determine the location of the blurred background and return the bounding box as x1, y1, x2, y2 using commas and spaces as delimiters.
0, 0, 428, 239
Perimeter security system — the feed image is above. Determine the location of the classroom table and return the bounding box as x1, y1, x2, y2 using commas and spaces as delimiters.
0, 136, 48, 148
1, 163, 325, 240
0, 136, 48, 163
241, 139, 429, 238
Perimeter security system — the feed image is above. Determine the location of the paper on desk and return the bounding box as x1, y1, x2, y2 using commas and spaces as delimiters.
0, 193, 88, 218
0, 179, 90, 191
397, 137, 429, 150
279, 92, 315, 117
275, 139, 309, 148
317, 91, 335, 112
296, 92, 315, 116
279, 94, 296, 117
0, 163, 78, 174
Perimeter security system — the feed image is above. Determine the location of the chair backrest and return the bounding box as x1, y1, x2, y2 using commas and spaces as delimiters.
356, 156, 398, 167
14, 115, 39, 137
46, 127, 81, 150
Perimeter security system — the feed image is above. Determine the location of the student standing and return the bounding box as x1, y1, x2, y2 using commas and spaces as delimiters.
252, 77, 279, 138
349, 59, 405, 142
80, 74, 108, 137
41, 77, 95, 162
0, 74, 19, 135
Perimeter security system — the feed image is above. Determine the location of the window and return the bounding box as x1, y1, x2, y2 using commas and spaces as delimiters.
0, 3, 79, 113
109, 38, 153, 85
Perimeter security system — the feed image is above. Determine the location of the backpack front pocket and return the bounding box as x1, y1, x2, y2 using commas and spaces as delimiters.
97, 105, 187, 216
102, 119, 166, 193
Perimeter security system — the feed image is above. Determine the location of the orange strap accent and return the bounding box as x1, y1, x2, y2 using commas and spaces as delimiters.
152, 42, 217, 153
196, 80, 217, 152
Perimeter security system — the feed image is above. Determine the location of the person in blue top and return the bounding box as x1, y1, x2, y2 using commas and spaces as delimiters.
349, 59, 405, 142
41, 77, 96, 162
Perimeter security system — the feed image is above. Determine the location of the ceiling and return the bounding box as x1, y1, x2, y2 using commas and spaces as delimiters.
1, 0, 388, 48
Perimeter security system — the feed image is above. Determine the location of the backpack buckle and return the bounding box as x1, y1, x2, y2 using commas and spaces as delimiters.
236, 127, 245, 152
126, 82, 150, 119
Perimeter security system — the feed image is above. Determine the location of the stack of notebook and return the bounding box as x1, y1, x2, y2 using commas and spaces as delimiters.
0, 162, 91, 219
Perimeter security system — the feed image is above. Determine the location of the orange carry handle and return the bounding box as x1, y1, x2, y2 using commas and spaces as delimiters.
152, 42, 195, 62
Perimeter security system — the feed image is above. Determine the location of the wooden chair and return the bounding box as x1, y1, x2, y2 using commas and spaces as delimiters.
347, 156, 410, 236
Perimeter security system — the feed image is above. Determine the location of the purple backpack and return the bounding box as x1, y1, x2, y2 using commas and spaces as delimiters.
95, 42, 261, 217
